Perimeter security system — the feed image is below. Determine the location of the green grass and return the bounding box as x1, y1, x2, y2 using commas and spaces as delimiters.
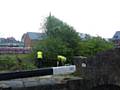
0, 54, 37, 71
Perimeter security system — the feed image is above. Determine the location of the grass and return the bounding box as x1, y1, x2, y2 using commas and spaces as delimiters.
0, 54, 37, 71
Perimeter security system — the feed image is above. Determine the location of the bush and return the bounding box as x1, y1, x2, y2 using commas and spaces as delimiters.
0, 54, 37, 71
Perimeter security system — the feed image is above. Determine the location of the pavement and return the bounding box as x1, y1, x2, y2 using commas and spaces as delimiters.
0, 75, 82, 89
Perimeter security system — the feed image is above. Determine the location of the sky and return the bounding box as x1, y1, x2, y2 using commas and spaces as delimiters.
0, 0, 120, 40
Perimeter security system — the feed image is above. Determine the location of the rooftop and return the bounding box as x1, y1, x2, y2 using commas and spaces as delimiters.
112, 31, 120, 40
26, 32, 45, 40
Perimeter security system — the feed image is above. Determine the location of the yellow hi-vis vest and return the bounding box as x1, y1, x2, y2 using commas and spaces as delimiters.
57, 55, 66, 62
37, 51, 43, 59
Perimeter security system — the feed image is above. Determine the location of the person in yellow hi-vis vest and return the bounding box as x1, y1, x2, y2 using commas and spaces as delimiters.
37, 51, 43, 68
57, 55, 66, 66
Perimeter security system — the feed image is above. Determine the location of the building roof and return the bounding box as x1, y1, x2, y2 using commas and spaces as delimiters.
0, 37, 24, 47
27, 32, 44, 40
113, 31, 120, 40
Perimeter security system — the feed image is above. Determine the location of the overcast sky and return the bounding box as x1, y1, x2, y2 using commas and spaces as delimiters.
0, 0, 120, 40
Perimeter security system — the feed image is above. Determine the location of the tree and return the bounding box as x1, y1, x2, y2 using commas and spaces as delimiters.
45, 15, 80, 52
36, 14, 81, 63
79, 36, 114, 56
34, 14, 114, 66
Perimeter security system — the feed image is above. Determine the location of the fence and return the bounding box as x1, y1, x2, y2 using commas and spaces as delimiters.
0, 47, 31, 54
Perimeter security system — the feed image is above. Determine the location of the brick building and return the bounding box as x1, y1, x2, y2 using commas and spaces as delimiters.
21, 32, 44, 48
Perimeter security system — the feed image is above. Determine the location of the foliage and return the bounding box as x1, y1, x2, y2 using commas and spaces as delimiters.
34, 14, 114, 66
35, 37, 72, 58
44, 15, 80, 50
79, 36, 114, 56
35, 15, 80, 64
0, 54, 36, 71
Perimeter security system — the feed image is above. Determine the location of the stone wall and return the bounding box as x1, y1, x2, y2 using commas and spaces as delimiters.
73, 48, 120, 86
0, 76, 89, 90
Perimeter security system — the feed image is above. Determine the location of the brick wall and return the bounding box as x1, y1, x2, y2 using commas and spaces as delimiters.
24, 34, 32, 47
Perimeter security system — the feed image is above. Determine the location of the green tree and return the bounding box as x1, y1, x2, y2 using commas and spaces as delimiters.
35, 37, 70, 58
79, 36, 114, 56
44, 15, 80, 53
34, 14, 114, 66
35, 14, 80, 64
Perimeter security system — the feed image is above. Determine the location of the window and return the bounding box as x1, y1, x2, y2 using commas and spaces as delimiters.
114, 36, 118, 38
